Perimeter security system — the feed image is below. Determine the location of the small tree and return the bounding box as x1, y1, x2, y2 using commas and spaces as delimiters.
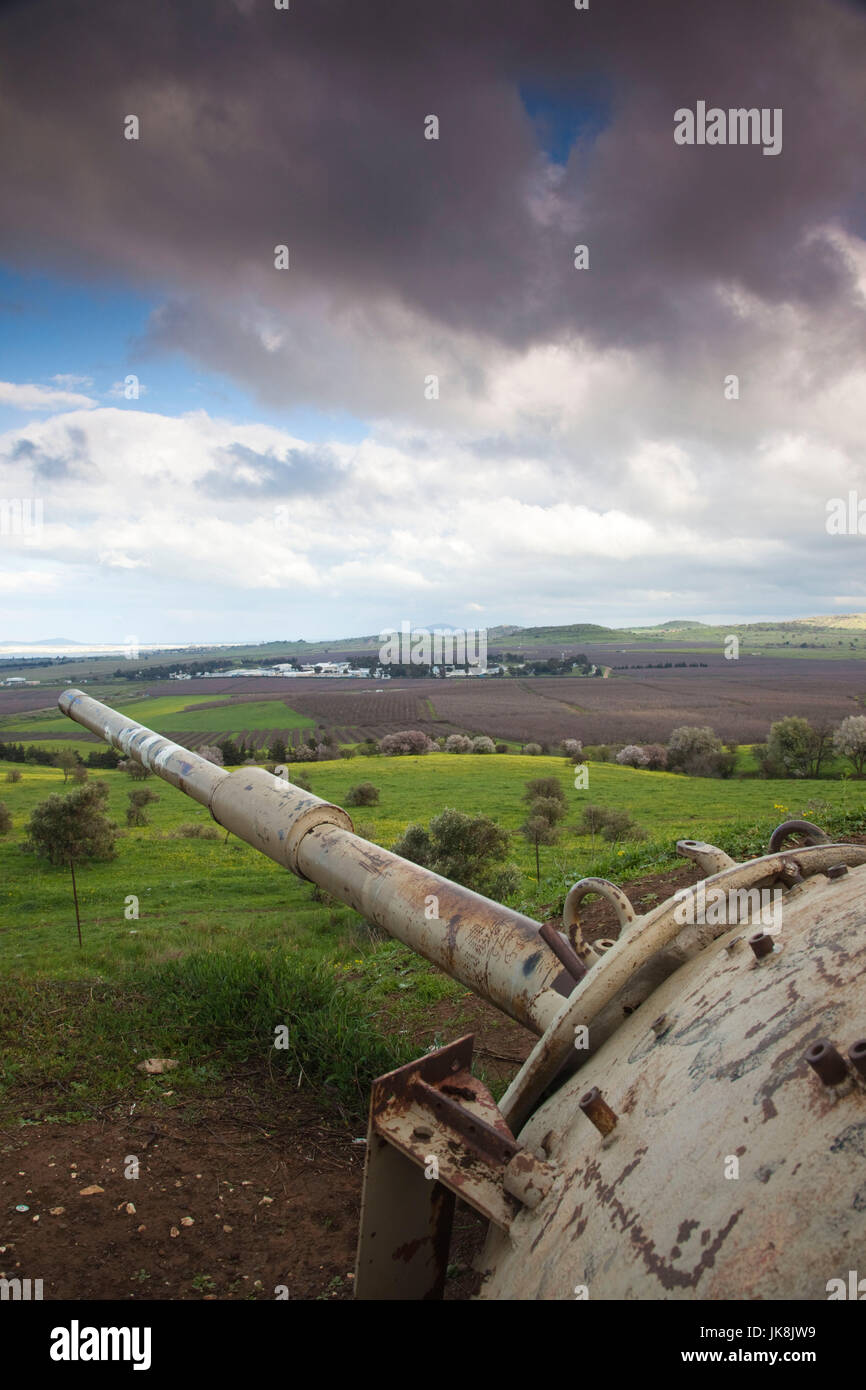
25, 781, 118, 867
616, 744, 650, 768
521, 814, 559, 882
767, 717, 817, 779
833, 716, 866, 776
24, 782, 118, 946
0, 802, 11, 835
666, 726, 732, 777
345, 782, 380, 807
6, 768, 22, 783
54, 749, 78, 782
393, 808, 518, 899
270, 736, 288, 764
523, 777, 566, 808
119, 758, 151, 781
71, 763, 89, 784
522, 743, 543, 756
445, 734, 472, 753
561, 738, 583, 760
470, 736, 496, 754
379, 730, 435, 756
126, 786, 160, 826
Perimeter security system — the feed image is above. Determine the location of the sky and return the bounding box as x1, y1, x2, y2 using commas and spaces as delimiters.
0, 0, 865, 645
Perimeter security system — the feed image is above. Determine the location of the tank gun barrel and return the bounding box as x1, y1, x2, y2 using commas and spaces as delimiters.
58, 688, 579, 1033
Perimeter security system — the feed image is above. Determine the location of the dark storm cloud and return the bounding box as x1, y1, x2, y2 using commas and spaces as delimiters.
197, 441, 342, 498
0, 0, 864, 387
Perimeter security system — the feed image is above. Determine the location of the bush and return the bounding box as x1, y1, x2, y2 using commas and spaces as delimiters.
616, 744, 650, 768
6, 768, 22, 783
528, 796, 565, 827
600, 809, 645, 842
126, 786, 160, 827
523, 777, 566, 806
71, 764, 89, 783
174, 823, 220, 840
577, 803, 612, 834
24, 782, 118, 866
345, 782, 380, 807
833, 716, 866, 776
522, 743, 543, 756
118, 759, 151, 781
560, 738, 583, 759
0, 802, 11, 835
379, 730, 435, 756
642, 743, 668, 770
444, 734, 472, 753
470, 736, 496, 754
667, 725, 731, 777
495, 743, 509, 754
392, 808, 519, 899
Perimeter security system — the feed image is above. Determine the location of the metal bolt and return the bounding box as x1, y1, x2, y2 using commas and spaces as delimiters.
827, 863, 849, 880
847, 1040, 866, 1079
725, 936, 743, 954
579, 1087, 618, 1137
749, 931, 774, 960
805, 1040, 848, 1086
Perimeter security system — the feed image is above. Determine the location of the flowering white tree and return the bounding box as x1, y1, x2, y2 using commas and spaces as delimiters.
833, 715, 866, 775
616, 744, 650, 768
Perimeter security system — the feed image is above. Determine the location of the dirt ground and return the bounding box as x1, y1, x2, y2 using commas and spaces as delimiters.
4, 844, 839, 1301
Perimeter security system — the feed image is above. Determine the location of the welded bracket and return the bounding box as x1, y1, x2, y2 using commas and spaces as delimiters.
353, 1034, 556, 1300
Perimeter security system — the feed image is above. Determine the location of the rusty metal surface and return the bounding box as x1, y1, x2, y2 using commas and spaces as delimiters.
501, 842, 866, 1130
356, 1036, 557, 1297
59, 689, 572, 1034
478, 862, 866, 1299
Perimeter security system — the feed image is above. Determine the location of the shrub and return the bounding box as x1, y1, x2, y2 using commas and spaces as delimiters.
269, 737, 287, 764
666, 725, 731, 777
600, 809, 644, 842
379, 730, 435, 756
53, 749, 79, 782
0, 802, 11, 835
641, 743, 668, 771
345, 782, 380, 807
522, 743, 543, 756
833, 715, 866, 775
174, 823, 220, 840
495, 743, 509, 754
616, 744, 650, 768
523, 777, 566, 806
71, 764, 89, 783
392, 808, 519, 899
561, 738, 583, 759
528, 796, 565, 827
470, 736, 496, 754
6, 768, 22, 783
576, 803, 612, 834
445, 734, 472, 753
24, 781, 118, 866
126, 786, 160, 827
118, 759, 151, 781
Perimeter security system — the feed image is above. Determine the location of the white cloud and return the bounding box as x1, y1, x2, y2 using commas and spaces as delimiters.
0, 381, 96, 411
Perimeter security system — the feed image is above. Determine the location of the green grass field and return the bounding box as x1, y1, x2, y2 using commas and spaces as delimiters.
2, 751, 865, 1123
0, 693, 316, 736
